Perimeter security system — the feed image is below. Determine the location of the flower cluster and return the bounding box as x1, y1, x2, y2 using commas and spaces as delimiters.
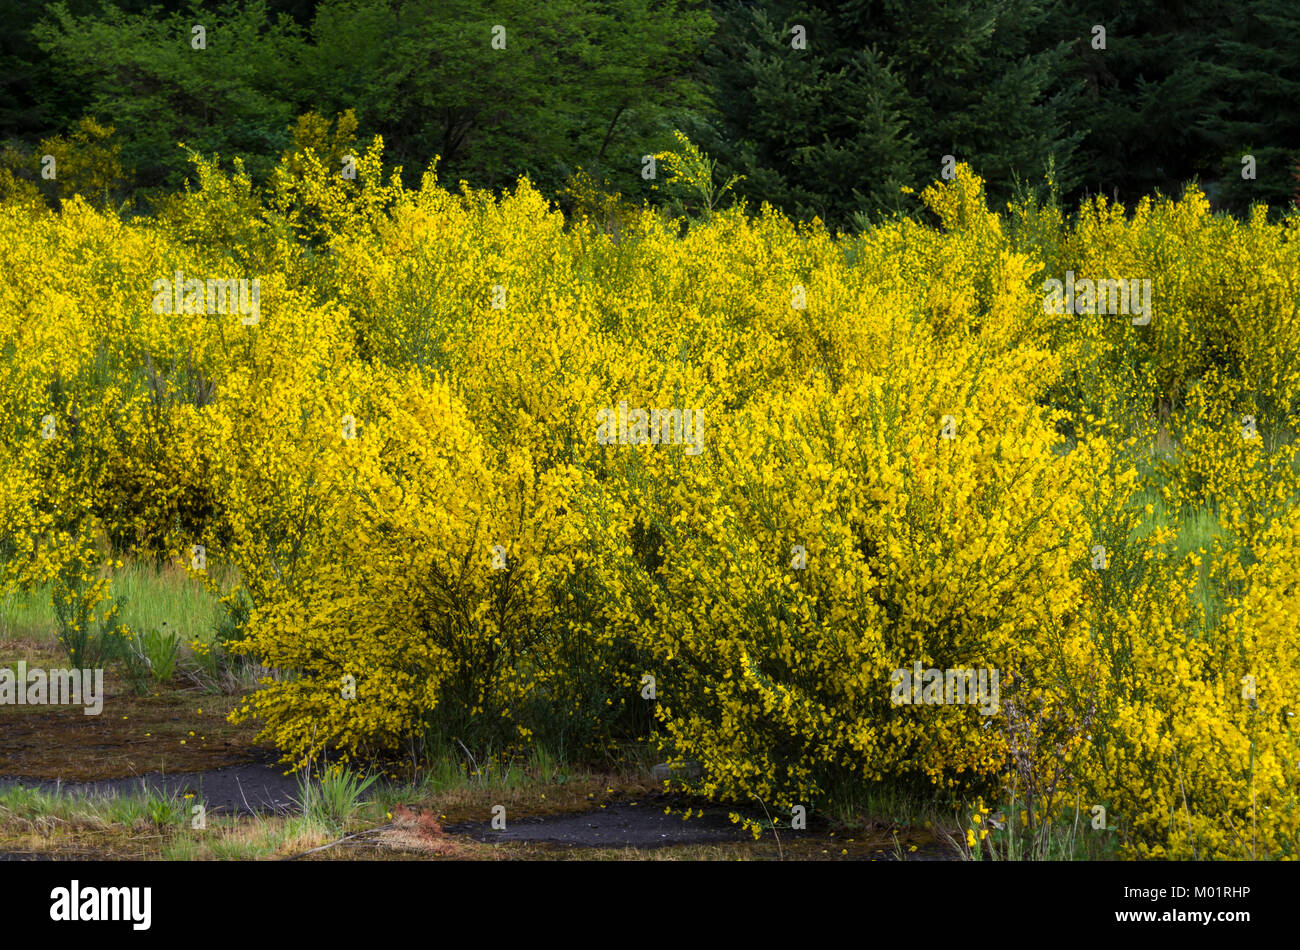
1, 144, 1297, 858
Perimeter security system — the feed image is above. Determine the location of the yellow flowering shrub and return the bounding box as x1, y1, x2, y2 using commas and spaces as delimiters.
0, 143, 1296, 858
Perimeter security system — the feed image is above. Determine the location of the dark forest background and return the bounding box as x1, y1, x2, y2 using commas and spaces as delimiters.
1, 0, 1297, 228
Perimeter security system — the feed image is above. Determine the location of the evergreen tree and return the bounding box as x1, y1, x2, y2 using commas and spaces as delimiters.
701, 0, 1083, 229
1203, 0, 1300, 213
1047, 0, 1229, 208
696, 1, 918, 224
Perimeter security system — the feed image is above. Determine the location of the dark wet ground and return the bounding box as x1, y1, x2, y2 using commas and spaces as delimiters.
446, 798, 953, 859
0, 643, 959, 859
0, 757, 304, 816
0, 765, 954, 859
448, 801, 754, 849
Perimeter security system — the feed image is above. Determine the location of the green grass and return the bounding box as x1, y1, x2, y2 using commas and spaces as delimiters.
0, 780, 189, 827
949, 798, 1123, 862
0, 560, 225, 644
297, 765, 380, 833
1127, 484, 1231, 634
